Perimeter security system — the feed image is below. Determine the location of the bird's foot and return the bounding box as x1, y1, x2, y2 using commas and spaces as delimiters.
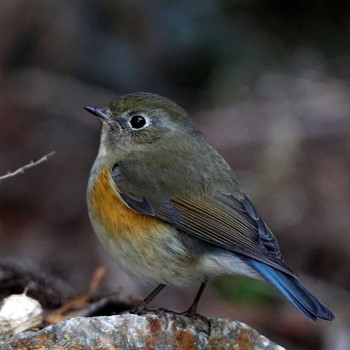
178, 308, 211, 336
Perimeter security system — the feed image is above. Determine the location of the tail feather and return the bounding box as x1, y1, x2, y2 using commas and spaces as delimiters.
246, 258, 334, 321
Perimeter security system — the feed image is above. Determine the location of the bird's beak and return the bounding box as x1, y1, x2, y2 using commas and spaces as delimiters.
84, 106, 110, 121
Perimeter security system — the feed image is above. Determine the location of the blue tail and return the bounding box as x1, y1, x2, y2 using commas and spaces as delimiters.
246, 259, 334, 321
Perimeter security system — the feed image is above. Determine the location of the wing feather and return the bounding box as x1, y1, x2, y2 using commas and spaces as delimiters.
110, 166, 296, 276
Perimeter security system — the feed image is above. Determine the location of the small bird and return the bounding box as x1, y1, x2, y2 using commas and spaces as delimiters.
85, 92, 334, 322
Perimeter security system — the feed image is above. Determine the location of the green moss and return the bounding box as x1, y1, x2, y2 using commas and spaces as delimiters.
217, 276, 278, 305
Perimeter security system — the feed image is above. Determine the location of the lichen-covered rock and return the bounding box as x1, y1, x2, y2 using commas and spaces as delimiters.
6, 312, 285, 350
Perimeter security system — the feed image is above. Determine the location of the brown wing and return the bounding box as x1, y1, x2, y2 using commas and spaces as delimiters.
112, 167, 295, 277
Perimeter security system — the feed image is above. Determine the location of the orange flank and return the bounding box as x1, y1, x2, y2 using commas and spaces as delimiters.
89, 167, 164, 241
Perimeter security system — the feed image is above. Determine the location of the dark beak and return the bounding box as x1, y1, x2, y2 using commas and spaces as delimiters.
84, 106, 109, 120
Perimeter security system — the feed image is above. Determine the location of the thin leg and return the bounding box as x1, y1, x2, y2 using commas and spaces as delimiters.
187, 281, 207, 314
134, 284, 166, 314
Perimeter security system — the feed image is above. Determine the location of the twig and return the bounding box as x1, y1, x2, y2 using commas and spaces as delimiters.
0, 151, 55, 182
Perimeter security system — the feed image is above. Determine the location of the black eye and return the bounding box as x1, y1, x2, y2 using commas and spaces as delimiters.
130, 115, 147, 129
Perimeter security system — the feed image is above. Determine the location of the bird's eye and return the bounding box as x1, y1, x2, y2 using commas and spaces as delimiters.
130, 115, 147, 129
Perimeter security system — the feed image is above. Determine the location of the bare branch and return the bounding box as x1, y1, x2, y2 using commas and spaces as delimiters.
0, 152, 55, 182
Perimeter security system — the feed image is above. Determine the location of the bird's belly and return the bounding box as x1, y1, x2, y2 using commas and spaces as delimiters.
87, 167, 198, 285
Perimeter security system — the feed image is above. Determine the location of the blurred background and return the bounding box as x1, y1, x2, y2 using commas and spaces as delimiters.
0, 1, 349, 349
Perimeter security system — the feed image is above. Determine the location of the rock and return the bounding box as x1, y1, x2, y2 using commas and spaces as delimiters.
6, 312, 285, 350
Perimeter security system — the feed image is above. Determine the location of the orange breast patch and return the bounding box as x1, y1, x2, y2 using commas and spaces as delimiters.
89, 166, 164, 241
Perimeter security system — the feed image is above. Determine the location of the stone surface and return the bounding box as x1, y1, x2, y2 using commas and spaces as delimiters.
5, 312, 285, 350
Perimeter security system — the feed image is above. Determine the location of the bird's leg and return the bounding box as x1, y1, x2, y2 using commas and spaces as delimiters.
182, 280, 211, 335
133, 283, 166, 314
187, 281, 207, 314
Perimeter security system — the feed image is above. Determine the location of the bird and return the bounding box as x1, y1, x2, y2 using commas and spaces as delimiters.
84, 92, 334, 322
